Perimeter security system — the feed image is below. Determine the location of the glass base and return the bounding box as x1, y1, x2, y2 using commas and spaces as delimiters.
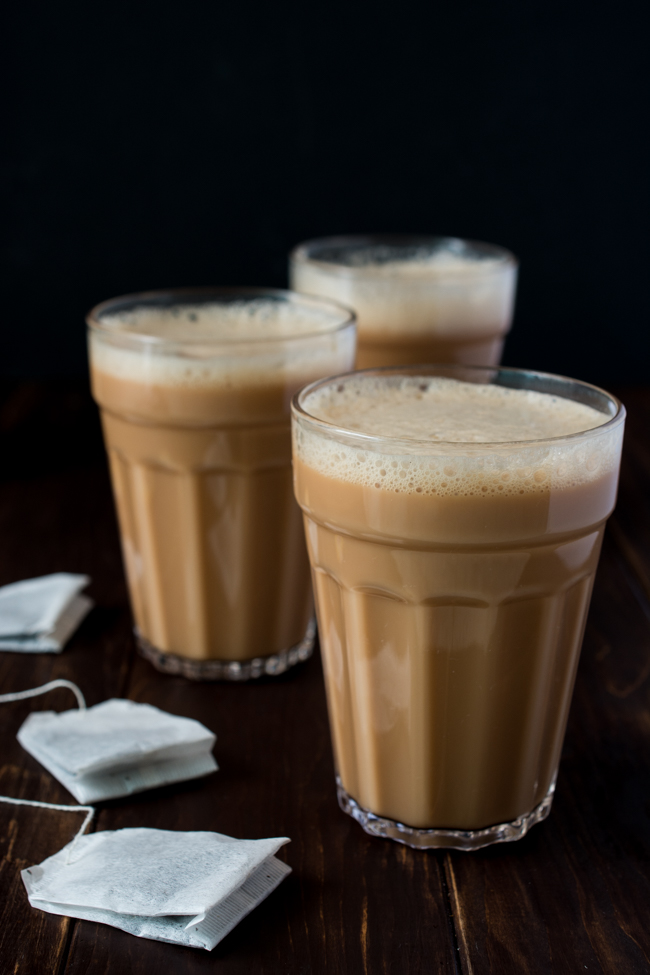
336, 774, 556, 851
136, 618, 316, 681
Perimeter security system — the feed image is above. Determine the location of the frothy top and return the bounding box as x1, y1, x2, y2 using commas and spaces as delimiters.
96, 297, 350, 344
291, 239, 517, 337
88, 293, 355, 393
292, 238, 512, 275
293, 375, 622, 498
304, 376, 605, 443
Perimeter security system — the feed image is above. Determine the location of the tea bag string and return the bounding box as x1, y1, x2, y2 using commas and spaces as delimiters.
0, 683, 92, 862
0, 796, 94, 862
0, 679, 86, 710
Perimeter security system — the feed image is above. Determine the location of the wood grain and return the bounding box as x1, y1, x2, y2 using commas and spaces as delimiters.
63, 652, 459, 974
0, 381, 133, 975
1, 382, 649, 974
445, 537, 650, 975
444, 389, 650, 975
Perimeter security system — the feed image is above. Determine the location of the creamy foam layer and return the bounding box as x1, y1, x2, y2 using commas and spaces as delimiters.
99, 298, 347, 342
90, 298, 354, 390
291, 243, 516, 338
304, 247, 505, 275
294, 376, 621, 497
306, 377, 605, 442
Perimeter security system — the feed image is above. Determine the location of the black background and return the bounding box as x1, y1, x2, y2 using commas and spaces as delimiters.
2, 0, 647, 384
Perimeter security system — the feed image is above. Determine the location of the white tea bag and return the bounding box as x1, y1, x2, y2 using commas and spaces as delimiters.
22, 827, 291, 950
0, 573, 93, 652
16, 694, 218, 803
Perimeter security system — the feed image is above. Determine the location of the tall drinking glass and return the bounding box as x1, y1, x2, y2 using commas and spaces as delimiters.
292, 366, 624, 849
290, 235, 518, 369
88, 288, 355, 680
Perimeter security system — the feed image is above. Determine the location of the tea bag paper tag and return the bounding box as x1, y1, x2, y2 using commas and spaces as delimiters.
0, 574, 93, 652
17, 699, 218, 803
22, 828, 291, 950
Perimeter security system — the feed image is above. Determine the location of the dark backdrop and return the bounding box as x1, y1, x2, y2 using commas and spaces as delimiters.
2, 0, 647, 384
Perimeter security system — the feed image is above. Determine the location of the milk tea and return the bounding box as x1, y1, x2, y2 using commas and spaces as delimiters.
290, 237, 517, 369
88, 291, 355, 669
292, 370, 624, 838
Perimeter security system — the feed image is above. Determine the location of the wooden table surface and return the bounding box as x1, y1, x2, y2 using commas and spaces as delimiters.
0, 381, 648, 975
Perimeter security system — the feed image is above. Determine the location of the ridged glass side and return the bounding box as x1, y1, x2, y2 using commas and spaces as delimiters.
308, 519, 602, 835
103, 413, 313, 663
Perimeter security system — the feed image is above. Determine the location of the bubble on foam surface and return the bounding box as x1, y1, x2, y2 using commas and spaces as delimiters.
294, 376, 620, 498
299, 238, 508, 273
292, 243, 516, 337
98, 298, 347, 343
306, 376, 606, 442
90, 299, 355, 389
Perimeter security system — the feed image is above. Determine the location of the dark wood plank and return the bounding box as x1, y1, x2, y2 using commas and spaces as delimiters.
5, 380, 650, 975
443, 387, 650, 975
445, 535, 650, 975
0, 382, 459, 974
0, 382, 136, 975
1, 768, 76, 975
0, 383, 133, 712
64, 650, 460, 975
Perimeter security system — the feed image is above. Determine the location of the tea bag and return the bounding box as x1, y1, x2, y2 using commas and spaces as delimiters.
0, 573, 92, 652
2, 681, 218, 803
22, 827, 291, 950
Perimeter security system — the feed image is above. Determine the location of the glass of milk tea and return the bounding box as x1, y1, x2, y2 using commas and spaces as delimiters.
290, 235, 518, 369
88, 288, 355, 680
292, 365, 624, 849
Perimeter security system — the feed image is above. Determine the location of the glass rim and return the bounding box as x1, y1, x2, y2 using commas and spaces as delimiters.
290, 234, 518, 277
86, 286, 357, 351
292, 364, 625, 451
